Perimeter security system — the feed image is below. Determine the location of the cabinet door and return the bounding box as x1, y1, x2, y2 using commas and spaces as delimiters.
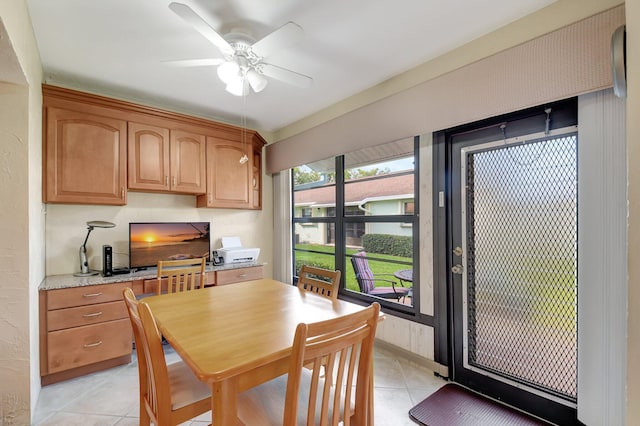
252, 139, 262, 210
44, 107, 127, 205
201, 137, 252, 208
128, 122, 170, 191
170, 129, 206, 194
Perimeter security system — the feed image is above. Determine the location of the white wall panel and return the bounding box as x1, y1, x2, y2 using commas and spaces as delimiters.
577, 90, 627, 425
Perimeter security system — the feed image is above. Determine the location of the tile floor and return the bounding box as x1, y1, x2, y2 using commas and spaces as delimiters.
32, 343, 446, 426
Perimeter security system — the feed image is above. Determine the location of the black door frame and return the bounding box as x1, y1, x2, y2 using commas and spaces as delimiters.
432, 99, 580, 425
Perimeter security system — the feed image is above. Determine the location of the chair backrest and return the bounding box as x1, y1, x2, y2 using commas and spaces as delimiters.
283, 302, 381, 426
351, 252, 375, 294
297, 265, 341, 301
123, 288, 172, 424
157, 257, 206, 295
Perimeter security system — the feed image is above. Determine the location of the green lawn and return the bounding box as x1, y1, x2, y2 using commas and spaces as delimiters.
294, 244, 412, 292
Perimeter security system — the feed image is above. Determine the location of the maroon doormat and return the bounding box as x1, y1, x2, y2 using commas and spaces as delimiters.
409, 384, 547, 426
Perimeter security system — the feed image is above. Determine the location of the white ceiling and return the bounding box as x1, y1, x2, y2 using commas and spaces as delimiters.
26, 0, 556, 132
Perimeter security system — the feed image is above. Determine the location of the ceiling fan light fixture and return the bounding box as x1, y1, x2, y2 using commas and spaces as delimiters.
247, 68, 268, 93
226, 78, 247, 96
217, 61, 240, 84
167, 3, 313, 95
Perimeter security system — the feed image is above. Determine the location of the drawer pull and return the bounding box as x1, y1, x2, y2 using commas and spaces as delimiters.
238, 273, 247, 278
83, 292, 103, 298
83, 341, 103, 348
82, 311, 103, 318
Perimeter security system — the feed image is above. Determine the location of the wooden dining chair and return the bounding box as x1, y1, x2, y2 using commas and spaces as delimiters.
122, 288, 211, 426
297, 264, 341, 301
236, 302, 381, 426
156, 257, 206, 295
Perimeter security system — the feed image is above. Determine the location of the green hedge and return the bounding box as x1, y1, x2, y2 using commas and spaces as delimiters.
294, 258, 334, 276
362, 234, 412, 257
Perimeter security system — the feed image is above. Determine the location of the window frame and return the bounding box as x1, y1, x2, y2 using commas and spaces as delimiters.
291, 137, 422, 320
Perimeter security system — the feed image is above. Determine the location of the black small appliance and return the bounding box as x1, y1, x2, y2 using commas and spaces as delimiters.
103, 245, 113, 276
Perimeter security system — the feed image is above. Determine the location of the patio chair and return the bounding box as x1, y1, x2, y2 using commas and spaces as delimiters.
351, 251, 410, 301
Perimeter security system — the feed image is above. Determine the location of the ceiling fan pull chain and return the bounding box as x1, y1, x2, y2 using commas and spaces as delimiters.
239, 88, 249, 164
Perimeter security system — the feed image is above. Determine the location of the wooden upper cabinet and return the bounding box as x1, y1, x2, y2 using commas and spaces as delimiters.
128, 122, 170, 191
170, 129, 206, 194
44, 106, 127, 205
128, 124, 206, 194
42, 85, 264, 208
197, 136, 252, 209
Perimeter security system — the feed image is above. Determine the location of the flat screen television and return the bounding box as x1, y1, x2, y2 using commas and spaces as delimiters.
129, 222, 210, 270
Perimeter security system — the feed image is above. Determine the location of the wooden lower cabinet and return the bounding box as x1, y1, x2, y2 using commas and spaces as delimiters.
39, 268, 262, 384
216, 265, 263, 285
39, 281, 142, 385
46, 319, 132, 375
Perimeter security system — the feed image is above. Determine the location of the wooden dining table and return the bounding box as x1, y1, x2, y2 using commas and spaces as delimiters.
143, 278, 372, 426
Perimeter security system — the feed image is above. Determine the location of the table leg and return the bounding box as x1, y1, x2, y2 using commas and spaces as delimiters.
212, 378, 244, 426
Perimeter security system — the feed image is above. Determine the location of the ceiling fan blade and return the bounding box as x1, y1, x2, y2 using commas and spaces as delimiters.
260, 63, 313, 89
169, 2, 234, 57
163, 58, 225, 67
251, 22, 303, 58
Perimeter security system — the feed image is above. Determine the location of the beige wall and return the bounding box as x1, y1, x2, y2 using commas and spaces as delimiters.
45, 186, 274, 279
627, 0, 640, 423
0, 1, 43, 424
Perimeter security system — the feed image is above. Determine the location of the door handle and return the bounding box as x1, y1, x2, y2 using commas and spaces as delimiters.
451, 264, 464, 275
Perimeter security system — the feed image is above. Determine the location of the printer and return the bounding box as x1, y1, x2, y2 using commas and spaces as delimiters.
216, 236, 260, 264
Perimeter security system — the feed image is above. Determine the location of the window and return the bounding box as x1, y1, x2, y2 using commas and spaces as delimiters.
292, 138, 418, 314
403, 201, 415, 214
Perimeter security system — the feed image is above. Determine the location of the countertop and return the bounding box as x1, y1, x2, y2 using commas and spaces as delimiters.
39, 261, 262, 291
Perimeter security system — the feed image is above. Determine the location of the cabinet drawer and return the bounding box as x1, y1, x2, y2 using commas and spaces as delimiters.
47, 282, 131, 310
47, 301, 128, 331
216, 266, 263, 285
47, 318, 132, 374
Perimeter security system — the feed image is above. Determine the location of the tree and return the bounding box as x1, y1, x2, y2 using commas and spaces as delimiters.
345, 167, 391, 179
293, 167, 322, 185
293, 166, 392, 186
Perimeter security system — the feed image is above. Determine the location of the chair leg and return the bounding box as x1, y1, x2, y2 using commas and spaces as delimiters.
140, 407, 151, 426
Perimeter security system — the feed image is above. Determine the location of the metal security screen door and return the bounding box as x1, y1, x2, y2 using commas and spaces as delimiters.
449, 124, 579, 422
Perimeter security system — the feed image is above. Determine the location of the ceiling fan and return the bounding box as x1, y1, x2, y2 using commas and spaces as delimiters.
167, 2, 313, 96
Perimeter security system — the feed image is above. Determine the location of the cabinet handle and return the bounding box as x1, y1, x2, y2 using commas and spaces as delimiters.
238, 273, 247, 278
165, 176, 169, 186
83, 292, 103, 298
172, 176, 177, 186
253, 177, 257, 188
83, 341, 103, 348
121, 187, 125, 199
82, 311, 103, 318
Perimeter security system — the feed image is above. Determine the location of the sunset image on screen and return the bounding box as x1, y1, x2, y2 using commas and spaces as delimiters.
129, 222, 210, 269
